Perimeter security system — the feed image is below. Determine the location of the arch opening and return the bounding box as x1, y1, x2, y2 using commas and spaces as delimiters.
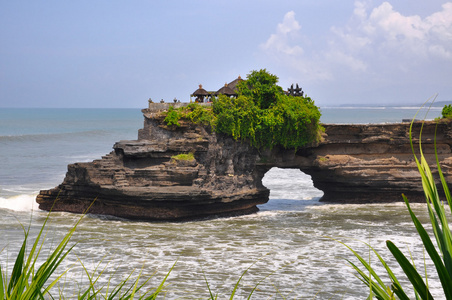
259, 167, 323, 211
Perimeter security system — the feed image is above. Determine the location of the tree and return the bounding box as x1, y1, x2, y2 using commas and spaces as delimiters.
237, 69, 285, 109
213, 69, 322, 149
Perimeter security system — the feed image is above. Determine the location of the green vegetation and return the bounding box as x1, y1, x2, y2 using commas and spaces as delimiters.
164, 103, 215, 127
163, 69, 322, 149
317, 156, 329, 162
341, 116, 452, 299
163, 106, 181, 127
170, 152, 194, 161
0, 209, 82, 299
0, 204, 171, 299
442, 104, 452, 119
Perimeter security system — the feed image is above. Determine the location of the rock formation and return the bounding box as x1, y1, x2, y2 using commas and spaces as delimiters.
36, 104, 452, 220
266, 121, 452, 203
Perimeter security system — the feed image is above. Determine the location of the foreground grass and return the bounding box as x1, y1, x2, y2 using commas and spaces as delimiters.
0, 202, 172, 300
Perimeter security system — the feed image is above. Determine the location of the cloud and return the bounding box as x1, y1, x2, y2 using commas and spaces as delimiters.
324, 50, 367, 72
259, 1, 452, 104
343, 1, 452, 60
261, 11, 303, 56
368, 2, 425, 40
260, 11, 333, 82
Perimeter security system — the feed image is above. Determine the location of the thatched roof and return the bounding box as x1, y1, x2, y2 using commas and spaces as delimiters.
215, 83, 236, 96
192, 84, 210, 96
227, 75, 244, 92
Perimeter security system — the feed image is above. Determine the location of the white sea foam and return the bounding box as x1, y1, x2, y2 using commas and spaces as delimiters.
392, 106, 442, 110
0, 194, 39, 211
321, 106, 387, 109
64, 153, 106, 162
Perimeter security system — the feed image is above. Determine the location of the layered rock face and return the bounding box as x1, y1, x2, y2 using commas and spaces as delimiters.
261, 121, 452, 203
37, 108, 269, 220
36, 106, 452, 220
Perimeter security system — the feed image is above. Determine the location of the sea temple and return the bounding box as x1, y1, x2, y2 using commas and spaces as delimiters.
36, 77, 452, 220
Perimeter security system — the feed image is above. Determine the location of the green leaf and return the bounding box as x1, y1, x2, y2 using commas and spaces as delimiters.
332, 237, 404, 299
402, 195, 452, 298
7, 231, 27, 295
0, 265, 5, 299
386, 241, 433, 299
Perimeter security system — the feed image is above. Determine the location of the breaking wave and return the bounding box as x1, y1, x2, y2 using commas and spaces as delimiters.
0, 194, 39, 212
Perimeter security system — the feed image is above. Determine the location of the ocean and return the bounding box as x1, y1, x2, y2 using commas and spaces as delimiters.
0, 106, 445, 298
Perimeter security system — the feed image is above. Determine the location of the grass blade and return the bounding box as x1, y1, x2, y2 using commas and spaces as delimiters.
403, 196, 452, 295
386, 241, 434, 300
332, 237, 400, 299
228, 255, 269, 300
145, 260, 176, 300
0, 265, 4, 299
202, 266, 217, 300
7, 235, 26, 295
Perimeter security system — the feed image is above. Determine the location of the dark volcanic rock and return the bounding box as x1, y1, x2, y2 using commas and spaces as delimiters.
37, 108, 269, 220
36, 105, 452, 220
295, 121, 452, 203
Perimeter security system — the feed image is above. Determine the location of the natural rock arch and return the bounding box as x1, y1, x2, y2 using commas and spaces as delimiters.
37, 107, 452, 221
261, 167, 323, 202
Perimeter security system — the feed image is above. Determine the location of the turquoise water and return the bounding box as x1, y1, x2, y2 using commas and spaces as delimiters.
0, 106, 445, 298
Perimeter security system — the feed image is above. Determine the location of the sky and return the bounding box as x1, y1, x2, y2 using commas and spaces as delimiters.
0, 1, 451, 108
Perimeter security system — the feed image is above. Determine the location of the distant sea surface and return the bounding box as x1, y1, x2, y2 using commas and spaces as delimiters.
0, 106, 444, 298
320, 105, 441, 124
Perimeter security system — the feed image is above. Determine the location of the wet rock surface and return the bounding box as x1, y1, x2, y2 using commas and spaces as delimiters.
36, 108, 452, 220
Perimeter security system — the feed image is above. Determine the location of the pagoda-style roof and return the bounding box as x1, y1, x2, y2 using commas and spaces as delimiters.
215, 83, 236, 96
227, 75, 244, 92
191, 76, 243, 99
192, 84, 210, 96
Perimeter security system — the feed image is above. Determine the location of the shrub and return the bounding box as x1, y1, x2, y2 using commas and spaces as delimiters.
442, 104, 452, 119
163, 103, 215, 128
171, 152, 194, 161
163, 106, 181, 127
213, 70, 322, 149
184, 103, 215, 125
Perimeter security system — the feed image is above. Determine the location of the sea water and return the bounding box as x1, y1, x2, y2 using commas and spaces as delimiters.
0, 106, 445, 298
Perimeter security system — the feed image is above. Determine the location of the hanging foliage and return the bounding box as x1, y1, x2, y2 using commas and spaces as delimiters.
163, 69, 322, 149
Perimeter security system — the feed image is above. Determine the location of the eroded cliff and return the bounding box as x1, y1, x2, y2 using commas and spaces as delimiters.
36, 107, 452, 220
37, 109, 268, 220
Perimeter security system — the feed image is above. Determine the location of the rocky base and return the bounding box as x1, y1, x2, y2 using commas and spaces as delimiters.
38, 188, 265, 221
37, 109, 270, 220
36, 106, 452, 220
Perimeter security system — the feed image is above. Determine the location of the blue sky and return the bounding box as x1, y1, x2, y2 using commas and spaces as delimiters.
1, 1, 451, 108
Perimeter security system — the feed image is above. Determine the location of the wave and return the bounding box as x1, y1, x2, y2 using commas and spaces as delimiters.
0, 130, 111, 143
322, 106, 442, 110
0, 194, 39, 212
322, 106, 388, 110
63, 153, 108, 162
391, 106, 442, 110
